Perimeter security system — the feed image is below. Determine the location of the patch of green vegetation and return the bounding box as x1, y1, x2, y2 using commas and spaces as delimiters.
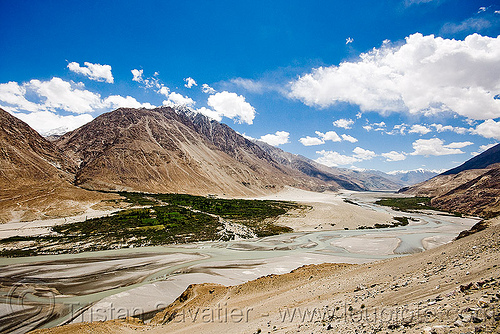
374, 197, 435, 212
0, 193, 299, 257
135, 225, 165, 231
121, 192, 297, 237
119, 192, 159, 206
343, 199, 359, 206
393, 216, 411, 226
357, 216, 416, 230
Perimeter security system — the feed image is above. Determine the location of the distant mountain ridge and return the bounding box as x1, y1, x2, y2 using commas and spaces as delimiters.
253, 140, 403, 191
381, 169, 439, 186
401, 143, 500, 217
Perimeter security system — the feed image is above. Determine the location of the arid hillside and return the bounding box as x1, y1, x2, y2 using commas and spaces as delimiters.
0, 108, 75, 188
0, 106, 406, 222
55, 107, 401, 196
55, 107, 324, 196
401, 143, 500, 218
0, 108, 117, 223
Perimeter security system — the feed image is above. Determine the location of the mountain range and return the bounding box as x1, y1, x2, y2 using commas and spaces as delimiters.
0, 106, 404, 222
53, 106, 411, 195
253, 140, 403, 191
5, 105, 489, 223
356, 169, 439, 187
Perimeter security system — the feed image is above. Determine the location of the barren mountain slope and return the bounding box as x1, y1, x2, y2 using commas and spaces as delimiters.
0, 109, 116, 223
442, 143, 500, 175
401, 143, 500, 217
0, 108, 75, 188
430, 166, 500, 217
55, 107, 324, 196
401, 169, 489, 198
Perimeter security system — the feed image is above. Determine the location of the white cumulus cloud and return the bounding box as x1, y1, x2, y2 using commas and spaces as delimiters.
315, 146, 376, 167
299, 136, 325, 146
382, 151, 407, 161
11, 111, 93, 136
316, 131, 342, 142
445, 141, 474, 149
163, 92, 195, 107
159, 86, 170, 97
0, 77, 157, 135
387, 123, 408, 135
341, 134, 358, 143
259, 131, 290, 146
68, 62, 114, 83
473, 119, 500, 140
409, 124, 432, 135
202, 84, 216, 94
315, 150, 360, 167
410, 138, 472, 156
1, 78, 154, 114
0, 81, 41, 112
332, 118, 354, 129
27, 77, 103, 114
207, 91, 256, 124
431, 123, 469, 134
289, 33, 500, 120
184, 77, 197, 88
363, 121, 386, 132
353, 147, 376, 160
131, 69, 143, 82
104, 95, 155, 109
299, 130, 343, 146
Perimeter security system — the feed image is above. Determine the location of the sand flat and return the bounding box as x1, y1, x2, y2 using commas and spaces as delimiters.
257, 187, 395, 231
330, 235, 401, 255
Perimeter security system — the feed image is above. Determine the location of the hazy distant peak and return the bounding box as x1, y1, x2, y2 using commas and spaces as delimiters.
387, 168, 444, 175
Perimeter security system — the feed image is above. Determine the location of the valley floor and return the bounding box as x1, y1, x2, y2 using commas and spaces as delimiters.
30, 217, 500, 334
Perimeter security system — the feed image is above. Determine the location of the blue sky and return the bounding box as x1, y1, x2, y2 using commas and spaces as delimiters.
1, 0, 499, 173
